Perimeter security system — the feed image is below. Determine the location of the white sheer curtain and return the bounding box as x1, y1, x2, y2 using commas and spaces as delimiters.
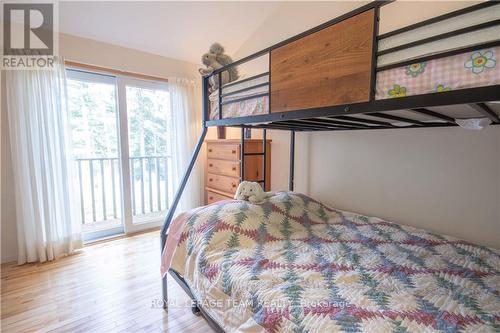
6, 58, 82, 265
168, 77, 203, 213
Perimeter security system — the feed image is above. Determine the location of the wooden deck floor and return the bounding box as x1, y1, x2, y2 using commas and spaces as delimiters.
1, 231, 214, 332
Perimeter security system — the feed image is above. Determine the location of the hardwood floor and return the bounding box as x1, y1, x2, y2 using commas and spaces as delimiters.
1, 231, 214, 332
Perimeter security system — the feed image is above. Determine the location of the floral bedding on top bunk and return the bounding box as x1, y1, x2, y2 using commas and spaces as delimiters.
376, 46, 500, 99
209, 74, 269, 120
163, 192, 500, 333
209, 94, 268, 120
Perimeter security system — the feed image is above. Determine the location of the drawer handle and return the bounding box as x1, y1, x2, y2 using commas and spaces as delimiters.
209, 178, 213, 182
209, 163, 213, 167
232, 150, 236, 154
208, 149, 212, 153
232, 183, 236, 188
209, 196, 213, 200
232, 167, 236, 171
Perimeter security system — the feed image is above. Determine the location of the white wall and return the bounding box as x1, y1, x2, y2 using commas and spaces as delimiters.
231, 1, 500, 248
306, 128, 499, 248
1, 33, 201, 263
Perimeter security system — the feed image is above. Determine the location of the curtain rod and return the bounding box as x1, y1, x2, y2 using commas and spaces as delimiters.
64, 60, 168, 83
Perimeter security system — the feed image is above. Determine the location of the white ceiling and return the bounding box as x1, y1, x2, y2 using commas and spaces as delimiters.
58, 1, 479, 66
59, 1, 281, 65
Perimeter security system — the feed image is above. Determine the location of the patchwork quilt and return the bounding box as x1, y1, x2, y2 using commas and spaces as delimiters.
168, 192, 500, 332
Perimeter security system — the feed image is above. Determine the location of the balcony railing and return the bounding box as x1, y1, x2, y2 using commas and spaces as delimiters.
75, 156, 171, 225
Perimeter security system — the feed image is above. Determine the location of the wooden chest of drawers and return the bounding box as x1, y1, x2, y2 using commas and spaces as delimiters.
205, 139, 271, 204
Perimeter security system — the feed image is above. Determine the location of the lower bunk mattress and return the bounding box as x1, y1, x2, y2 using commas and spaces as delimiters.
162, 192, 500, 332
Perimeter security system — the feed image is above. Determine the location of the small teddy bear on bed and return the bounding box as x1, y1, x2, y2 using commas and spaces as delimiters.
234, 181, 274, 204
199, 43, 239, 92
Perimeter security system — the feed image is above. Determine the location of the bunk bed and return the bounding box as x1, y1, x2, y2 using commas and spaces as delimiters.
160, 1, 500, 332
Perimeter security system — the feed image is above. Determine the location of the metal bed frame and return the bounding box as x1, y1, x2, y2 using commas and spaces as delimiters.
160, 1, 500, 331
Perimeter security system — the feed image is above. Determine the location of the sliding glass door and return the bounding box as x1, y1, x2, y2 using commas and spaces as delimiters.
67, 70, 172, 240
125, 81, 171, 225
67, 70, 124, 240
118, 78, 173, 233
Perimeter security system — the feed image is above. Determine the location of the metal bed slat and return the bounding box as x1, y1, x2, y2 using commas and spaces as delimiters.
273, 124, 332, 131
252, 124, 316, 131
409, 108, 456, 124
366, 112, 426, 126
469, 103, 500, 123
279, 119, 361, 129
262, 123, 323, 131
281, 121, 341, 130
301, 118, 373, 129
333, 115, 394, 127
298, 120, 367, 129
275, 120, 347, 131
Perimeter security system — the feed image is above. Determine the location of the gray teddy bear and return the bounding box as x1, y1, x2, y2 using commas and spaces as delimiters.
199, 43, 239, 92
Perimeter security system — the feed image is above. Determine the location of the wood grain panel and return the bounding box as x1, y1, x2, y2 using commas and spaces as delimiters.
207, 173, 239, 194
270, 9, 375, 112
207, 158, 240, 178
207, 142, 239, 161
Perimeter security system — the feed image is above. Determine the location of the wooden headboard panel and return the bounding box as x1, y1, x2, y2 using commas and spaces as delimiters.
270, 9, 375, 113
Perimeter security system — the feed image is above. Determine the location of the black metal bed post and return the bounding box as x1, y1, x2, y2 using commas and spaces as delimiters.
161, 77, 209, 310
262, 129, 267, 190
240, 127, 245, 181
161, 126, 207, 309
289, 130, 295, 191
218, 72, 222, 120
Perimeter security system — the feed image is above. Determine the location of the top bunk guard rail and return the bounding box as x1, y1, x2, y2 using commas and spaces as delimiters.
206, 85, 500, 127
377, 1, 499, 40
377, 19, 500, 57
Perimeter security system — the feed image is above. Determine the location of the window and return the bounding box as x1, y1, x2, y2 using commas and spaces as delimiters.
66, 69, 172, 241
125, 81, 172, 224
